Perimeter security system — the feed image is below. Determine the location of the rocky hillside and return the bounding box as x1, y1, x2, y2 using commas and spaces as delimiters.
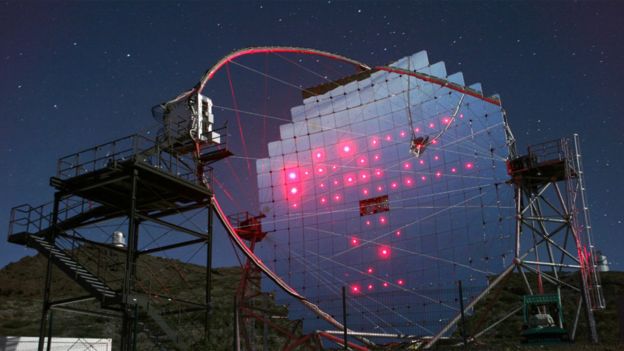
0, 248, 301, 350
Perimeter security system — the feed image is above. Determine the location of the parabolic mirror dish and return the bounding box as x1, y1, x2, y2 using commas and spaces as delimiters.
255, 51, 515, 336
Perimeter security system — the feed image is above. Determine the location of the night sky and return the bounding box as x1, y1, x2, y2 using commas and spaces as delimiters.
1, 1, 623, 271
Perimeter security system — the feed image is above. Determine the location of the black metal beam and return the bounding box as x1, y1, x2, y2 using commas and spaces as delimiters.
149, 200, 210, 219
135, 212, 208, 239
57, 232, 126, 254
50, 295, 95, 307
140, 238, 206, 255
50, 305, 121, 319
37, 192, 60, 351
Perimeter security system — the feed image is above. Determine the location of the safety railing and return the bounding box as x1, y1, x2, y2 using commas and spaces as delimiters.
55, 132, 218, 188
8, 197, 98, 239
57, 134, 156, 179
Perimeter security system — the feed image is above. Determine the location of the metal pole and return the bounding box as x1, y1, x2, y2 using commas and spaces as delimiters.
132, 305, 138, 351
122, 169, 139, 351
38, 254, 52, 351
458, 280, 467, 349
425, 259, 519, 349
38, 192, 60, 351
263, 313, 268, 351
206, 202, 214, 340
45, 309, 53, 351
233, 295, 240, 351
342, 286, 347, 350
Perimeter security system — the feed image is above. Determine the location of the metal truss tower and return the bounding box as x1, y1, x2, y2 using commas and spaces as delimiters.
509, 134, 605, 342
426, 134, 605, 348
7, 93, 231, 350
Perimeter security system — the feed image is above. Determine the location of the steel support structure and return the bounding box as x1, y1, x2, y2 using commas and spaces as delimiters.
425, 135, 605, 348
37, 192, 60, 351
8, 141, 217, 350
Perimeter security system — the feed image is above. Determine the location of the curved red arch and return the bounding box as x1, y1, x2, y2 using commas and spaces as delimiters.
166, 46, 502, 108
166, 46, 371, 105
167, 47, 504, 339
375, 65, 502, 106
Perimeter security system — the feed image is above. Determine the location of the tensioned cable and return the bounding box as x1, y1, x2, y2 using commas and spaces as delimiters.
270, 236, 433, 334
169, 46, 510, 337
279, 243, 398, 334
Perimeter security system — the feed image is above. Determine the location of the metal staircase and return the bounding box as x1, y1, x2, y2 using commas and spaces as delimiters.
8, 229, 186, 350
8, 233, 117, 302
7, 130, 218, 350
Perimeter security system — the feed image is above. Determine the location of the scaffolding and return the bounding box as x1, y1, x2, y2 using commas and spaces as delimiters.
7, 114, 230, 350
425, 134, 605, 348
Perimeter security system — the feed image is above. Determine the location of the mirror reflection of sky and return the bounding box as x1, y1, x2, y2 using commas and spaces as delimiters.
255, 52, 513, 334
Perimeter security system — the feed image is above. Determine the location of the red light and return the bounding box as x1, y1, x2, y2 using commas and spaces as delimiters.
421, 176, 427, 181
367, 267, 374, 274
332, 164, 338, 171
378, 246, 391, 258
290, 187, 298, 195
400, 130, 406, 137
317, 167, 325, 174
351, 285, 361, 294
334, 194, 341, 201
377, 186, 383, 192
320, 197, 327, 204
288, 172, 297, 180
405, 178, 413, 186
396, 230, 401, 236
383, 282, 389, 288
313, 149, 325, 161
391, 182, 397, 189
435, 171, 442, 178
385, 134, 392, 141
374, 154, 380, 161
350, 236, 360, 246
359, 157, 367, 165
365, 220, 371, 226
465, 162, 474, 169
371, 138, 379, 146
429, 122, 435, 129
419, 159, 425, 165
442, 117, 451, 125
451, 167, 457, 173
403, 162, 411, 169
359, 171, 369, 181
379, 216, 386, 224
397, 279, 404, 286
319, 182, 325, 188
431, 139, 438, 144
292, 203, 298, 208
304, 170, 309, 176
362, 188, 369, 195
333, 180, 339, 185
345, 175, 355, 185
434, 155, 439, 161
414, 127, 420, 133
459, 113, 464, 118
367, 284, 374, 290
375, 169, 383, 177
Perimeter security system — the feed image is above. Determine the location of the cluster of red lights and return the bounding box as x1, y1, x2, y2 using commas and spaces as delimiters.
286, 136, 477, 209
350, 277, 406, 295
279, 129, 477, 294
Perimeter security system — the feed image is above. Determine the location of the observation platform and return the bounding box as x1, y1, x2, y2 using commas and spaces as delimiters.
8, 133, 224, 243
508, 138, 577, 186
52, 134, 213, 215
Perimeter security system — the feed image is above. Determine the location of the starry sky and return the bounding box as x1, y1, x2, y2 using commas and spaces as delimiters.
1, 1, 623, 271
